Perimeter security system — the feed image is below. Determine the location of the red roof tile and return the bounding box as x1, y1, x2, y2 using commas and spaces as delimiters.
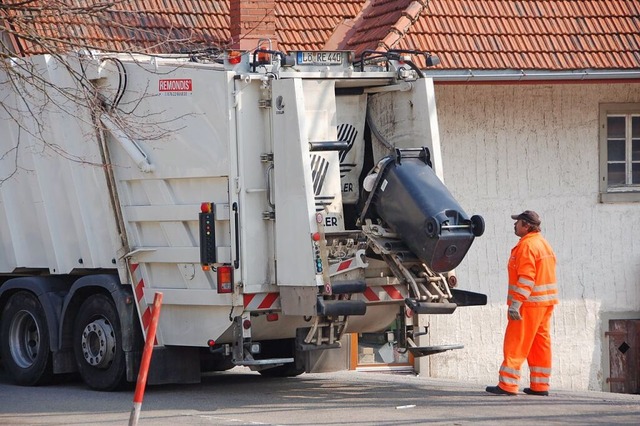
276, 0, 366, 52
1, 0, 638, 71
409, 0, 640, 70
2, 0, 231, 55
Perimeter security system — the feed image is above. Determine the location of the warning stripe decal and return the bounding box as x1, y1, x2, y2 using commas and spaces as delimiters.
244, 292, 281, 310
362, 285, 405, 302
129, 262, 158, 344
383, 285, 403, 300
363, 287, 379, 301
336, 259, 353, 272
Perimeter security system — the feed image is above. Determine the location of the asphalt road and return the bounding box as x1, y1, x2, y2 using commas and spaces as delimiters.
0, 365, 639, 425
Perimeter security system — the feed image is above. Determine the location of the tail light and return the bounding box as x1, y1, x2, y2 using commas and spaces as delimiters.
447, 273, 458, 288
217, 265, 233, 293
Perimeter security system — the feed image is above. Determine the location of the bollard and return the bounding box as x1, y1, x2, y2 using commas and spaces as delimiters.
129, 292, 163, 426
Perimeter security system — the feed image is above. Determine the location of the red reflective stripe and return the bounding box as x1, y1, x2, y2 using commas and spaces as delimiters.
337, 259, 353, 271
142, 308, 151, 329
135, 280, 144, 302
258, 293, 279, 309
243, 294, 255, 307
363, 287, 379, 301
129, 263, 158, 345
383, 285, 403, 300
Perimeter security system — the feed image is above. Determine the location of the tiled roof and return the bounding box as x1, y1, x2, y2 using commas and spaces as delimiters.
388, 0, 640, 70
340, 0, 427, 59
2, 0, 230, 55
276, 0, 366, 52
2, 0, 639, 71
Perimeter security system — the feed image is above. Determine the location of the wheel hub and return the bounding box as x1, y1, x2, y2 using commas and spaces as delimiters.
8, 310, 41, 368
80, 318, 116, 368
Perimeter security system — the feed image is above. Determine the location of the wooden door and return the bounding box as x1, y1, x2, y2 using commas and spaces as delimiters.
607, 319, 639, 394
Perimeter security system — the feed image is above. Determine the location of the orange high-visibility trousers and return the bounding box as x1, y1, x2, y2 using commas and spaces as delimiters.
498, 305, 554, 393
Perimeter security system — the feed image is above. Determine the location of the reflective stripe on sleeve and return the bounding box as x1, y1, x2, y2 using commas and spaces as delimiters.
517, 277, 535, 288
509, 285, 532, 297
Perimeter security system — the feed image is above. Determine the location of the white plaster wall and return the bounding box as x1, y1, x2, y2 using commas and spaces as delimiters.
419, 82, 640, 391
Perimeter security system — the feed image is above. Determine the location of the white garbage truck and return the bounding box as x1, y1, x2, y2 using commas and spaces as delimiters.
0, 47, 486, 390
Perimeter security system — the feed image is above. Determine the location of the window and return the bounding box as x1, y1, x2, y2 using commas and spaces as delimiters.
600, 103, 640, 203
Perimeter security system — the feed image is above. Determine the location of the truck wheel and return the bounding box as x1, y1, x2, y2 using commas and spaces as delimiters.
0, 291, 53, 386
73, 294, 126, 391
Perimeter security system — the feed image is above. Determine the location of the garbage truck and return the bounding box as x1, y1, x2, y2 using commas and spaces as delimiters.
0, 47, 486, 390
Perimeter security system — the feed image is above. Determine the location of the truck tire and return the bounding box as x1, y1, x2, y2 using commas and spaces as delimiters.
73, 294, 126, 391
0, 291, 53, 386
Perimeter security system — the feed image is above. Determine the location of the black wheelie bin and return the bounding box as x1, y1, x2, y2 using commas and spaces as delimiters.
360, 148, 484, 272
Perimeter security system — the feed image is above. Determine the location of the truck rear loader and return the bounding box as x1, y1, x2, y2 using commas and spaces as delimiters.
0, 47, 486, 390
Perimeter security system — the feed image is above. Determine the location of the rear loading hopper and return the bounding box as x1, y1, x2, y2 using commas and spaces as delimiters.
361, 148, 485, 273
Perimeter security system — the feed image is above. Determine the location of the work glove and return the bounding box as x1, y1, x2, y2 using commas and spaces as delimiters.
508, 301, 522, 321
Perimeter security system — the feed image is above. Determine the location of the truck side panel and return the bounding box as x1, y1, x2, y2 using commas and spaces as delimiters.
0, 55, 122, 274
106, 63, 240, 346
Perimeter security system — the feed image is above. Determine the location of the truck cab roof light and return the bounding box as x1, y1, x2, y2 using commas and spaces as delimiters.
228, 51, 242, 65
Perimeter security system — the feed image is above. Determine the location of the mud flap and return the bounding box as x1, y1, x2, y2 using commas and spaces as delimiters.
450, 289, 487, 306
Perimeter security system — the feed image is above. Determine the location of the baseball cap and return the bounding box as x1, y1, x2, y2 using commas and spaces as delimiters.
510, 210, 541, 226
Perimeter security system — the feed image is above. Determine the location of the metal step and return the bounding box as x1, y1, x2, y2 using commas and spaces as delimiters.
330, 279, 366, 295
235, 357, 294, 367
407, 344, 464, 357
297, 341, 342, 351
317, 298, 366, 316
296, 325, 345, 351
405, 298, 457, 314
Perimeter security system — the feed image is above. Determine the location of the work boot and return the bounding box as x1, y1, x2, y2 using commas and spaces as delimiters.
485, 385, 517, 396
523, 388, 549, 396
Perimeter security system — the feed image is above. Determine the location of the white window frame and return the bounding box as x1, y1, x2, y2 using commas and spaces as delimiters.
599, 103, 640, 203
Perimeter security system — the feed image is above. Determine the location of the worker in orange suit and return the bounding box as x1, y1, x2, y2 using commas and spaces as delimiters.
486, 210, 558, 396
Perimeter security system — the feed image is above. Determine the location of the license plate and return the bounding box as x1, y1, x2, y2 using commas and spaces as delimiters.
296, 51, 344, 65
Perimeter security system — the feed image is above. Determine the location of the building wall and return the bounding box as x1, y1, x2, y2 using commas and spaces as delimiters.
420, 82, 640, 391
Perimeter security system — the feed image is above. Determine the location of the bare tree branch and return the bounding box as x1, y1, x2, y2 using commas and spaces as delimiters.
1, 1, 231, 185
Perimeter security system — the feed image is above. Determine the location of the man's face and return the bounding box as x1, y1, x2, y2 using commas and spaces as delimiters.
514, 219, 529, 237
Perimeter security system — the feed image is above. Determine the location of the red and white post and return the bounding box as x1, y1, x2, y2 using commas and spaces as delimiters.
129, 292, 163, 426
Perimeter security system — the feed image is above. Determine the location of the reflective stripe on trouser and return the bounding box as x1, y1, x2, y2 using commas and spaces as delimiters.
498, 305, 554, 393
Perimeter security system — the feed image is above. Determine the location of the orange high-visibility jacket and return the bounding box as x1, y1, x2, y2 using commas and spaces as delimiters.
507, 232, 558, 307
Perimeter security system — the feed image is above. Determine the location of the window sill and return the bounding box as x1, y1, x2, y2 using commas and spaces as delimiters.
599, 191, 640, 203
